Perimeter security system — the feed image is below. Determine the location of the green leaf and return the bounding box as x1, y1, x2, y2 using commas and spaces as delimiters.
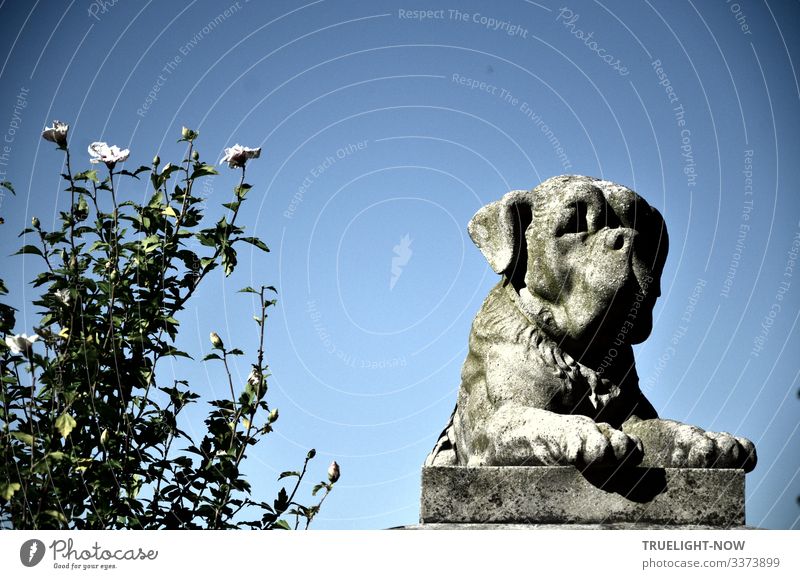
234, 183, 251, 199
190, 164, 218, 180
156, 163, 181, 189
46, 451, 66, 461
0, 482, 21, 501
13, 244, 44, 258
10, 432, 34, 445
140, 234, 162, 253
119, 165, 150, 179
222, 246, 237, 277
202, 353, 222, 361
74, 169, 99, 183
55, 412, 77, 438
1, 180, 15, 195
43, 510, 68, 524
273, 487, 289, 512
196, 233, 216, 248
147, 190, 164, 208
237, 236, 269, 253
274, 519, 291, 530
238, 286, 258, 294
278, 471, 300, 480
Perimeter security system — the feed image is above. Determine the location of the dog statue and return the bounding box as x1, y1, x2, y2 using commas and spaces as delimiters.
426, 175, 756, 472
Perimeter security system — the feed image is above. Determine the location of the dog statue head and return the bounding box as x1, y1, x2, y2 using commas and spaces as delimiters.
469, 175, 668, 359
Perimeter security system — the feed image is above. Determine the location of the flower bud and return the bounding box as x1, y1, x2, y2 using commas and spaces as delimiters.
268, 408, 279, 423
307, 448, 316, 460
69, 255, 77, 269
31, 216, 40, 229
109, 270, 119, 282
153, 155, 161, 166
327, 460, 340, 483
192, 150, 200, 161
100, 428, 109, 446
181, 126, 198, 141
209, 331, 223, 349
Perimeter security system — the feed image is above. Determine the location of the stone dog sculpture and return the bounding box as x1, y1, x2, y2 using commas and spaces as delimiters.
427, 175, 756, 472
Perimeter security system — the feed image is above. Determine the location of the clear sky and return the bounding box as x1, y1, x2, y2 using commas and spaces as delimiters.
0, 0, 798, 530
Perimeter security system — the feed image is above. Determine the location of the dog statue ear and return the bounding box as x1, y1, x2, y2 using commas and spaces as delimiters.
468, 190, 533, 275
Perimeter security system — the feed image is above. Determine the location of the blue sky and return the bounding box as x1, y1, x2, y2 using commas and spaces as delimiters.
0, 0, 798, 529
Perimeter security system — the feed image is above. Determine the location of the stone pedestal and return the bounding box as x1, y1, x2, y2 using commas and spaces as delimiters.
419, 466, 746, 528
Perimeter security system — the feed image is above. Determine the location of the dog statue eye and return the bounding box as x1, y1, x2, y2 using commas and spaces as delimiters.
555, 201, 588, 237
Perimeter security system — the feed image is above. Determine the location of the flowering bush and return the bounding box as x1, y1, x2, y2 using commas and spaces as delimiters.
0, 125, 338, 529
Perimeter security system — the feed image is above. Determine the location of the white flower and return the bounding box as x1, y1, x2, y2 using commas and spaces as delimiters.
42, 120, 69, 149
4, 333, 39, 356
88, 141, 130, 168
327, 460, 340, 483
247, 365, 261, 388
219, 144, 261, 168
54, 288, 71, 306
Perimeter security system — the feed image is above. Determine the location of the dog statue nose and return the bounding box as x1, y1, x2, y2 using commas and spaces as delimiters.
606, 229, 628, 251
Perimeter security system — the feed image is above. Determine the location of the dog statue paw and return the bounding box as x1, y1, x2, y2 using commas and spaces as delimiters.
426, 175, 756, 473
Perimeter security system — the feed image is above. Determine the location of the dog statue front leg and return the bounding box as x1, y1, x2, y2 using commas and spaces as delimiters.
622, 417, 757, 472
466, 405, 643, 468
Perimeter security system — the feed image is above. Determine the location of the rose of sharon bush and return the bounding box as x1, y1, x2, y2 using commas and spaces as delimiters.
0, 126, 338, 529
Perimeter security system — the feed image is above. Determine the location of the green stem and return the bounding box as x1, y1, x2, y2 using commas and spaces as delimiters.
64, 148, 77, 258
221, 349, 237, 414
305, 485, 332, 530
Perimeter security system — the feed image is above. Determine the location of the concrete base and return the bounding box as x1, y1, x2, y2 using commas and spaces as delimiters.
420, 466, 745, 528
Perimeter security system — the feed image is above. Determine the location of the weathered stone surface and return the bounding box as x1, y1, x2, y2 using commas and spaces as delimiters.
425, 176, 757, 473
420, 466, 745, 527
396, 522, 751, 529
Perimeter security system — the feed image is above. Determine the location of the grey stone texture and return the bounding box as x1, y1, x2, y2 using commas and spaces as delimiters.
420, 466, 746, 528
426, 176, 757, 473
